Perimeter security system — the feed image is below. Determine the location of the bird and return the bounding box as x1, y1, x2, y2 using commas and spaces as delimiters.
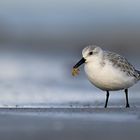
72, 45, 140, 108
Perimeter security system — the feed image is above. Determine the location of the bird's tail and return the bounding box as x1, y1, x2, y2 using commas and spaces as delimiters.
135, 70, 140, 80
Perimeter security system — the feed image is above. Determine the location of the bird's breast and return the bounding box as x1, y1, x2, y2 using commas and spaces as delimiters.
84, 62, 136, 91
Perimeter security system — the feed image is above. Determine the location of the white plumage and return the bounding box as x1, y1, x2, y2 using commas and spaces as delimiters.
83, 46, 138, 91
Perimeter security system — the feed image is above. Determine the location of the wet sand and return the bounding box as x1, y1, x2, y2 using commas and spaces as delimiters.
0, 107, 140, 140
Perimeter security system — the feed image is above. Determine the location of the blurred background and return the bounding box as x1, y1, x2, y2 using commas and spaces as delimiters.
0, 0, 140, 107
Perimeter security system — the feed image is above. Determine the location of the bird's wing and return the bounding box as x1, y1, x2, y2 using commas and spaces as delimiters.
104, 51, 139, 78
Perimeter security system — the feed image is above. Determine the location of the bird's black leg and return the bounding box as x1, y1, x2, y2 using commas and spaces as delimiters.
104, 91, 109, 108
125, 89, 130, 108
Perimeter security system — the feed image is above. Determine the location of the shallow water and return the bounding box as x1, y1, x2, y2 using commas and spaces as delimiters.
0, 108, 140, 140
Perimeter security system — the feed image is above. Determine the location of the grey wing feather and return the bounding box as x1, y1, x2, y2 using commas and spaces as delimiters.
104, 51, 140, 79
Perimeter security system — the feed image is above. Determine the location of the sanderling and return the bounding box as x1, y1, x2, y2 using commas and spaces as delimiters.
72, 45, 140, 108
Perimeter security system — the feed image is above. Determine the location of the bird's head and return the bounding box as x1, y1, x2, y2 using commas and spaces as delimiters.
73, 45, 102, 69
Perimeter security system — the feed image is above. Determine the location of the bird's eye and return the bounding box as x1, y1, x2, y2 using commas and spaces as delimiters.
89, 52, 93, 55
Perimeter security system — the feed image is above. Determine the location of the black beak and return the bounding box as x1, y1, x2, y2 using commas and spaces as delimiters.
73, 57, 86, 68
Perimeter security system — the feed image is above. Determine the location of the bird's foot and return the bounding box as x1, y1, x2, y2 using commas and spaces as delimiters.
126, 104, 130, 108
